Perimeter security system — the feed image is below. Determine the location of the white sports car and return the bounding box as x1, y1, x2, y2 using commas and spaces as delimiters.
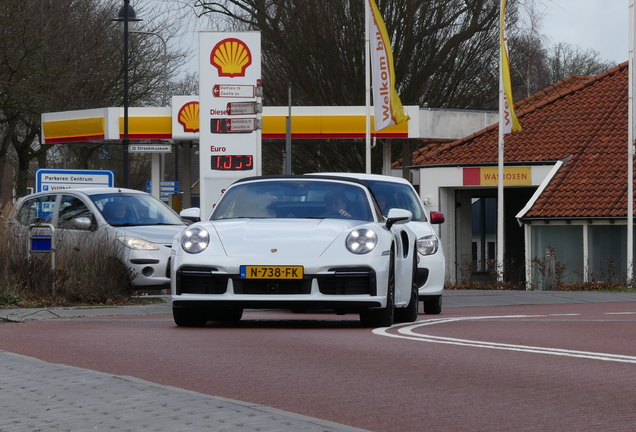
171, 175, 419, 327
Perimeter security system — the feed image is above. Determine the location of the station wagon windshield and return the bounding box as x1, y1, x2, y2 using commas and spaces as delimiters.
90, 193, 184, 227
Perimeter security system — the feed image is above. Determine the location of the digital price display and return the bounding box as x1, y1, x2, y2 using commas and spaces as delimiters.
211, 155, 254, 171
210, 118, 254, 133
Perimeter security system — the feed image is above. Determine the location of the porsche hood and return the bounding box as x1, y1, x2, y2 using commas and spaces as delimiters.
210, 219, 365, 257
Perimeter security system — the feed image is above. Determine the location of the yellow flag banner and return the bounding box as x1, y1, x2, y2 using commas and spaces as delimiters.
367, 0, 409, 131
500, 0, 521, 133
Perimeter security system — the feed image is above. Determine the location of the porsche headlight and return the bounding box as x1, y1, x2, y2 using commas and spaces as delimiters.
181, 226, 210, 254
346, 228, 378, 254
417, 235, 439, 256
118, 236, 159, 250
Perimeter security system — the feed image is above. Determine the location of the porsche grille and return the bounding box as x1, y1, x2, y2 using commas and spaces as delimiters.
176, 267, 376, 296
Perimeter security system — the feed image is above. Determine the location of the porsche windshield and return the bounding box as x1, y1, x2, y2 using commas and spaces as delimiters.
211, 180, 374, 221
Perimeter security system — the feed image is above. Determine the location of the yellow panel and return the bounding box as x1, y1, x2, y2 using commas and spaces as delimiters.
321, 116, 366, 134
43, 118, 104, 140
295, 116, 324, 133
120, 116, 172, 134
262, 115, 288, 134
262, 114, 408, 135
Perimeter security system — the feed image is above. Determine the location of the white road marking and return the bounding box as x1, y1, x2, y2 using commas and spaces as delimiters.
605, 312, 636, 315
373, 315, 636, 364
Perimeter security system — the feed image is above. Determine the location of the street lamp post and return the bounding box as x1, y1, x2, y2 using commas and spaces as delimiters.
113, 1, 141, 188
129, 30, 168, 107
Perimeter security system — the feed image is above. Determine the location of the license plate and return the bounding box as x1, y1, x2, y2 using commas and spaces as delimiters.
240, 265, 304, 279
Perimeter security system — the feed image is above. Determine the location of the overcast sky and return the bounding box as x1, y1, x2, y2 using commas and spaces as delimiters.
541, 0, 628, 64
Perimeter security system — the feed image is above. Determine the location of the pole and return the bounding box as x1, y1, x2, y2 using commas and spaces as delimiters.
183, 142, 192, 209
285, 84, 292, 174
123, 0, 130, 188
497, 3, 505, 285
364, 0, 371, 174
628, 0, 634, 287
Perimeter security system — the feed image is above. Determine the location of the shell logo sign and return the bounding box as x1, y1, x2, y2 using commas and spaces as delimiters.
199, 32, 261, 214
177, 101, 199, 133
210, 38, 252, 78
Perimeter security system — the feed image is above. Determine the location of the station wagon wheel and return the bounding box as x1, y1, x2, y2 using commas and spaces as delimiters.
360, 248, 395, 328
172, 306, 208, 327
395, 245, 419, 323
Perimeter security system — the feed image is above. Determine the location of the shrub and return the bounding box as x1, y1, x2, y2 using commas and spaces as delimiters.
0, 203, 134, 307
446, 256, 631, 291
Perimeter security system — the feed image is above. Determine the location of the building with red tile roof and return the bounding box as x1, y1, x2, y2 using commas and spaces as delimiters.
403, 63, 631, 288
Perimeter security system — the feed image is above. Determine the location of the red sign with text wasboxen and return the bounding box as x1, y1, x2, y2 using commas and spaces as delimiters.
463, 167, 531, 186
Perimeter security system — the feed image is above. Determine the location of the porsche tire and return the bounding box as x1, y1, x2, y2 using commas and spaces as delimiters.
360, 252, 395, 328
172, 306, 208, 327
395, 283, 419, 323
395, 245, 420, 323
210, 307, 243, 322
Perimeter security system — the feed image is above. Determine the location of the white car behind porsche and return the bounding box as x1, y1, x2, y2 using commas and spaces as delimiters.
310, 173, 445, 314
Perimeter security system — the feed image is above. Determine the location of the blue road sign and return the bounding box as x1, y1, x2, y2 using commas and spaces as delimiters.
36, 169, 114, 193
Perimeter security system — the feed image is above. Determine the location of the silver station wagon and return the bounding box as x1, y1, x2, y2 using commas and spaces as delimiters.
12, 187, 187, 290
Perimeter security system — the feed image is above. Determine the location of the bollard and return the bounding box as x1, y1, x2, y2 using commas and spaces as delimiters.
28, 223, 57, 293
544, 247, 555, 291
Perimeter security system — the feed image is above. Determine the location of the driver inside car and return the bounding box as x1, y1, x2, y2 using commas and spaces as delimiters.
104, 202, 135, 225
324, 189, 352, 218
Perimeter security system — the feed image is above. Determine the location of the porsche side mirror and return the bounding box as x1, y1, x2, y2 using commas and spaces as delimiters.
180, 207, 201, 224
386, 208, 412, 229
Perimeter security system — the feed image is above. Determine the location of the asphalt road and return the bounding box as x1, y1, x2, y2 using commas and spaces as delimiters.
1, 291, 636, 431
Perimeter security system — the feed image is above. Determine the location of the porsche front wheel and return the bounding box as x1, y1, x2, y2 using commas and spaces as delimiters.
210, 307, 243, 322
360, 252, 395, 328
173, 306, 208, 327
395, 283, 419, 323
395, 245, 419, 323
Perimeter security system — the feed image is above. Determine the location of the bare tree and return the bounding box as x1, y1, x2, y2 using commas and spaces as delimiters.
0, 0, 189, 198
169, 72, 200, 96
508, 1, 616, 100
507, 1, 551, 101
546, 42, 615, 83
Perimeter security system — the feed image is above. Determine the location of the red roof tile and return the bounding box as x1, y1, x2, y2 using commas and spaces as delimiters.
407, 62, 631, 219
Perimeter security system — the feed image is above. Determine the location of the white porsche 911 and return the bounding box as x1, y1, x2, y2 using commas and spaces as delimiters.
171, 175, 419, 328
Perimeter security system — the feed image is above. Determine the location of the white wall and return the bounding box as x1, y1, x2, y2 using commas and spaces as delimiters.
419, 109, 497, 140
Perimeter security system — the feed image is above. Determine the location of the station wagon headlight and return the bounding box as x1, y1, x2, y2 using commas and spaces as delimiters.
181, 226, 209, 254
417, 235, 439, 256
118, 236, 159, 250
346, 228, 378, 254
